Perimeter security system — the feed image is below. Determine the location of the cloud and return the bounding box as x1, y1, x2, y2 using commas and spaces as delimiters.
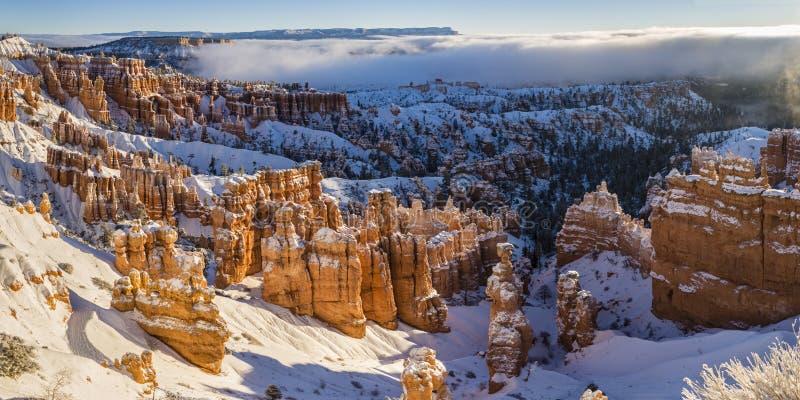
189, 25, 800, 88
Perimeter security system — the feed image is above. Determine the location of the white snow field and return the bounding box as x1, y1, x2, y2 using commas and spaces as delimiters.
696, 126, 771, 162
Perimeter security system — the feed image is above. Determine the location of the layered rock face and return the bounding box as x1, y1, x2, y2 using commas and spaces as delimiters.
306, 227, 367, 337
261, 206, 313, 314
111, 223, 230, 373
559, 145, 800, 329
45, 116, 197, 225
761, 129, 800, 186
556, 271, 598, 351
649, 149, 800, 327
31, 54, 111, 124
77, 73, 110, 124
485, 243, 532, 394
261, 207, 366, 337
34, 53, 348, 133
42, 102, 500, 338
0, 67, 41, 116
354, 190, 399, 329
52, 111, 110, 152
400, 347, 451, 400
383, 232, 450, 332
212, 161, 336, 287
556, 181, 653, 272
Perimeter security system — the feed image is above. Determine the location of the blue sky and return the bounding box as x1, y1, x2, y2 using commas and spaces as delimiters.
3, 0, 799, 35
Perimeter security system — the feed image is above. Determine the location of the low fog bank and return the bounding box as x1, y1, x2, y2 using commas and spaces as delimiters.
189, 25, 800, 89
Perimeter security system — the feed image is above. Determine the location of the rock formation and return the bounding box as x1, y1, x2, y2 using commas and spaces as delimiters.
211, 161, 335, 287
261, 206, 313, 315
0, 243, 71, 312
42, 107, 505, 338
649, 149, 800, 327
400, 347, 451, 400
45, 126, 195, 225
261, 207, 367, 337
0, 81, 16, 122
306, 227, 367, 337
111, 223, 230, 373
556, 271, 598, 352
39, 193, 52, 223
761, 129, 800, 186
485, 243, 532, 394
384, 232, 450, 332
188, 160, 500, 335
357, 241, 397, 329
557, 145, 800, 329
77, 73, 110, 124
116, 350, 157, 392
580, 389, 609, 400
556, 181, 653, 272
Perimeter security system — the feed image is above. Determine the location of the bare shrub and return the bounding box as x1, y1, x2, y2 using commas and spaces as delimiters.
683, 323, 800, 399
0, 333, 39, 379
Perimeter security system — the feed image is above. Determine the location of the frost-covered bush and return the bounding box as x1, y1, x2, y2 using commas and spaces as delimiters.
682, 325, 800, 399
0, 333, 39, 378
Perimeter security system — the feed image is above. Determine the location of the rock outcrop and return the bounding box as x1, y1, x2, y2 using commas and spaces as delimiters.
116, 351, 157, 392
39, 193, 52, 223
558, 144, 800, 330
0, 243, 71, 312
0, 81, 17, 122
556, 271, 598, 352
556, 181, 653, 272
260, 207, 364, 337
45, 123, 195, 225
761, 129, 800, 186
77, 73, 110, 124
198, 165, 500, 335
649, 149, 800, 327
400, 347, 451, 400
306, 227, 367, 337
111, 223, 230, 373
384, 232, 450, 332
580, 389, 609, 400
261, 206, 313, 314
485, 243, 532, 394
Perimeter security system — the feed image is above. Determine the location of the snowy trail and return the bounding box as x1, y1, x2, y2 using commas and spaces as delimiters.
66, 294, 108, 364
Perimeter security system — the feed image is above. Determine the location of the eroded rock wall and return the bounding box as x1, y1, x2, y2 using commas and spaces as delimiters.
556, 181, 653, 272
649, 149, 800, 327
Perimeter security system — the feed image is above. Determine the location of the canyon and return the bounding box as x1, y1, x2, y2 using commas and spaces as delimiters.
557, 129, 800, 328
0, 31, 788, 400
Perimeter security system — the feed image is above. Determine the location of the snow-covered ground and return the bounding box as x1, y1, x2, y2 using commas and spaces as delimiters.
322, 176, 442, 207
695, 127, 771, 161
